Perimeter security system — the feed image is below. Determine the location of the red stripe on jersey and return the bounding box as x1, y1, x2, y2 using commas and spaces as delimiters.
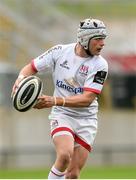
51, 127, 75, 138
83, 87, 101, 94
31, 59, 38, 72
51, 127, 91, 152
75, 135, 91, 152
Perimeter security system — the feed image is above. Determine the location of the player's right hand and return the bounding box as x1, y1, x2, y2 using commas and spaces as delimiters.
33, 95, 54, 109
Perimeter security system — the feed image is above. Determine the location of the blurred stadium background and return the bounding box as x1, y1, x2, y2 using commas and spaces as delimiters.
0, 0, 136, 178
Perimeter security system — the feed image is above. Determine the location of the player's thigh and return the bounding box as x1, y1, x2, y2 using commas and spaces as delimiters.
53, 135, 74, 155
67, 145, 89, 171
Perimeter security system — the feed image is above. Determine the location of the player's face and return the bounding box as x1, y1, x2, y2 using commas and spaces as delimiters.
88, 38, 105, 55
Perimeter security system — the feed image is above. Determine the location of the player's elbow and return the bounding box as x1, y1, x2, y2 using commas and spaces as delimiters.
86, 101, 92, 107
82, 99, 93, 107
82, 92, 97, 107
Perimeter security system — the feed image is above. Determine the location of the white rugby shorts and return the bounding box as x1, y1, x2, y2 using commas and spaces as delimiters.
49, 113, 98, 152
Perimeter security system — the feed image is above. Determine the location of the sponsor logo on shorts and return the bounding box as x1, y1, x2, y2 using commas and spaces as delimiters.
56, 80, 83, 94
51, 120, 59, 128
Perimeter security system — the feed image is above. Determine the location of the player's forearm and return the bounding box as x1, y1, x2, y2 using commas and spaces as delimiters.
34, 92, 97, 109
56, 93, 96, 107
18, 63, 36, 78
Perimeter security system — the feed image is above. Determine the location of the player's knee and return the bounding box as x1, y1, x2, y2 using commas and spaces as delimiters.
58, 150, 72, 165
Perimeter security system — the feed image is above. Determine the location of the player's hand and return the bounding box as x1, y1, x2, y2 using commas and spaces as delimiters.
11, 75, 25, 98
33, 95, 54, 109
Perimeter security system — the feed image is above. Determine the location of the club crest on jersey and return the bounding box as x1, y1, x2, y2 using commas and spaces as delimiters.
60, 60, 70, 70
79, 65, 89, 76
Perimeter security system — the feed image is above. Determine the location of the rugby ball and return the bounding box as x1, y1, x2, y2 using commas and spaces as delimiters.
12, 76, 43, 112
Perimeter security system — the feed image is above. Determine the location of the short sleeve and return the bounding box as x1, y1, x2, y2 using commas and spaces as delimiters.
83, 59, 108, 94
31, 45, 63, 72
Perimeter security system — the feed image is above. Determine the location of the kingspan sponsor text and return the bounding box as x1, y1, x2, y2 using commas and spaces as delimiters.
56, 80, 83, 94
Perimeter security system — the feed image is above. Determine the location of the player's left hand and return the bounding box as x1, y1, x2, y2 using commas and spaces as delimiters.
33, 95, 54, 109
11, 76, 26, 98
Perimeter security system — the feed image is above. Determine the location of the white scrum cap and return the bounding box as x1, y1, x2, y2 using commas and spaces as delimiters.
77, 18, 107, 49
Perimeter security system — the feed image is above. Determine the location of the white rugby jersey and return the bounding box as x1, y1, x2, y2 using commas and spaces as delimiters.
31, 43, 108, 118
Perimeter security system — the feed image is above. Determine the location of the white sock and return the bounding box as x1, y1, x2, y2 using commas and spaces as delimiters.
48, 166, 65, 179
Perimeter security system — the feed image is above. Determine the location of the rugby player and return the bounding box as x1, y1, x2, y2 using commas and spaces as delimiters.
12, 18, 108, 179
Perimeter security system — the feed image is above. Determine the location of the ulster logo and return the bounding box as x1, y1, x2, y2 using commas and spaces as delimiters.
79, 65, 89, 76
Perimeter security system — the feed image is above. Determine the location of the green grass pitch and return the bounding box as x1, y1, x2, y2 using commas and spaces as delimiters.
0, 166, 136, 179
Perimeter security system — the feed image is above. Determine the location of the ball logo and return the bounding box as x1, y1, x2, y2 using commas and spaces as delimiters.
20, 84, 35, 105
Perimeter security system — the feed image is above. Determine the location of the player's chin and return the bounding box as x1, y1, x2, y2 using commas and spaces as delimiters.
95, 50, 101, 55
